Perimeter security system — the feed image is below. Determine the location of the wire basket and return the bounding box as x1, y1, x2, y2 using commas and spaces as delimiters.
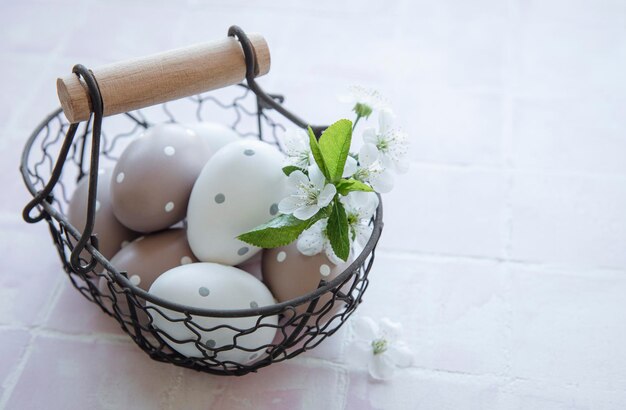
20, 27, 383, 376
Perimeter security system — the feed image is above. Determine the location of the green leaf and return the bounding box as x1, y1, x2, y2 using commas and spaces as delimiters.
282, 165, 301, 176
308, 127, 330, 180
335, 178, 375, 196
318, 119, 352, 183
327, 199, 350, 262
238, 214, 310, 248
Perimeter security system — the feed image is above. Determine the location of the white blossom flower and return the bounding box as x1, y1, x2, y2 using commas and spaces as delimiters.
343, 155, 358, 178
341, 191, 379, 248
352, 316, 414, 381
339, 85, 390, 113
353, 144, 394, 193
283, 128, 312, 170
278, 165, 336, 220
296, 218, 343, 265
362, 109, 409, 174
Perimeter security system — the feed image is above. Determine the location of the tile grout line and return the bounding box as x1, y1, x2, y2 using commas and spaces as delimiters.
374, 247, 626, 274
0, 3, 92, 404
0, 273, 66, 410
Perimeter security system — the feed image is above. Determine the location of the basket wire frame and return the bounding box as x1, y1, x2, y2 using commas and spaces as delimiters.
20, 26, 383, 376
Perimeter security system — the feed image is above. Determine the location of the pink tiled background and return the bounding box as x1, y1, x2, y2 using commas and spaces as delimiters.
2, 0, 626, 409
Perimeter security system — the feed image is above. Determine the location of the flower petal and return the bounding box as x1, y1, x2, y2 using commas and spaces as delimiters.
278, 196, 301, 214
359, 143, 379, 167
288, 170, 309, 189
370, 170, 394, 193
308, 163, 326, 188
343, 156, 358, 178
346, 191, 378, 216
368, 353, 396, 381
294, 204, 320, 220
325, 243, 345, 265
362, 192, 380, 217
355, 223, 374, 248
317, 184, 337, 208
352, 316, 379, 340
283, 129, 308, 154
379, 317, 403, 342
362, 128, 378, 145
379, 153, 394, 170
387, 343, 414, 368
297, 220, 326, 255
378, 109, 394, 134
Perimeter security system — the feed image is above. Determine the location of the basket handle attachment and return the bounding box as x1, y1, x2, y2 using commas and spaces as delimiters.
23, 65, 104, 274
227, 25, 327, 137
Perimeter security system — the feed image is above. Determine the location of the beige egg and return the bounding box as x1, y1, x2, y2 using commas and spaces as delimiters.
67, 168, 139, 262
183, 122, 239, 153
98, 228, 198, 325
110, 123, 214, 233
262, 242, 352, 325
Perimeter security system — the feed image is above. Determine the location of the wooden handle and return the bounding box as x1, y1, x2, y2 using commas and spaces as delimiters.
57, 34, 270, 124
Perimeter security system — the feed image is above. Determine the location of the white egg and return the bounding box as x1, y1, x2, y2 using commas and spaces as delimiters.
147, 263, 277, 363
184, 122, 239, 153
187, 139, 287, 265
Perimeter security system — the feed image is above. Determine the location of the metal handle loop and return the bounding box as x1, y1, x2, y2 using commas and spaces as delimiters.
67, 64, 105, 275
22, 64, 105, 275
227, 25, 327, 137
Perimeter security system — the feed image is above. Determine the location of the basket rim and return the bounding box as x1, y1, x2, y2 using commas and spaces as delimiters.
21, 106, 384, 318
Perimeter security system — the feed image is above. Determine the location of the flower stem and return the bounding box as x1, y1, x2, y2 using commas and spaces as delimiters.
353, 115, 362, 131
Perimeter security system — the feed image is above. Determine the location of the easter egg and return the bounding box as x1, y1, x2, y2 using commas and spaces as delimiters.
262, 242, 352, 324
98, 228, 198, 323
184, 122, 239, 153
147, 263, 277, 362
110, 123, 214, 233
236, 251, 263, 281
68, 168, 139, 261
186, 140, 287, 265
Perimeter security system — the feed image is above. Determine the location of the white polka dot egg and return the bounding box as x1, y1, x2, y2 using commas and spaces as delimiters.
186, 139, 287, 265
110, 123, 214, 233
147, 263, 277, 363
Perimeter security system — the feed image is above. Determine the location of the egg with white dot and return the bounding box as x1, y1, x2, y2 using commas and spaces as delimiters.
147, 263, 277, 362
67, 168, 139, 263
262, 242, 352, 323
98, 228, 198, 324
187, 140, 288, 265
183, 122, 239, 153
110, 123, 214, 233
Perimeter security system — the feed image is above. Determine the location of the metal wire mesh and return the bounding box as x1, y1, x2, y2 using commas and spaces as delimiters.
20, 85, 381, 376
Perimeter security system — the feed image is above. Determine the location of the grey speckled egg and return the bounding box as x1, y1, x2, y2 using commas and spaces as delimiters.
68, 168, 139, 261
98, 228, 198, 324
110, 123, 214, 233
